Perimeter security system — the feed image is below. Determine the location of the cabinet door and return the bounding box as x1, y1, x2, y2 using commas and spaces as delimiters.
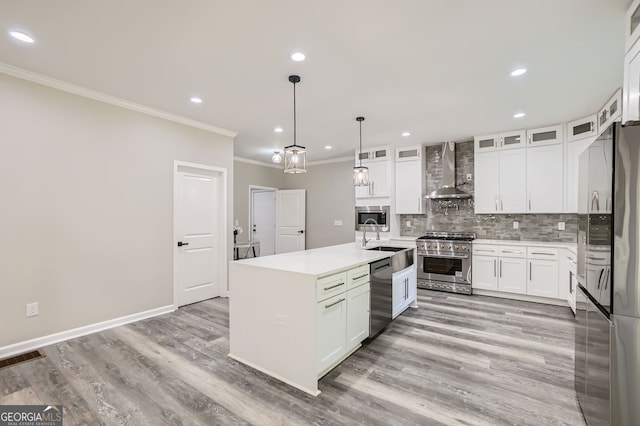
395, 160, 423, 214
625, 0, 640, 52
392, 271, 408, 319
405, 267, 417, 306
568, 115, 597, 142
527, 125, 563, 147
625, 39, 640, 124
527, 259, 559, 298
527, 144, 563, 213
396, 146, 421, 162
317, 294, 347, 375
474, 152, 500, 213
498, 257, 527, 294
472, 255, 498, 290
499, 149, 527, 213
474, 134, 499, 152
566, 138, 594, 213
499, 130, 526, 150
346, 283, 370, 352
368, 161, 391, 197
598, 89, 622, 130
355, 182, 371, 199
588, 140, 613, 214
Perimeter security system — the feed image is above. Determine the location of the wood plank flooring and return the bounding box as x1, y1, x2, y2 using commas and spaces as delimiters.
0, 290, 585, 425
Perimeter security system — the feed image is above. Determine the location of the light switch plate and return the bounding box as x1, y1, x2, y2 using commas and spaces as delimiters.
334, 219, 343, 226
26, 302, 38, 317
513, 221, 519, 229
406, 221, 411, 227
558, 221, 565, 231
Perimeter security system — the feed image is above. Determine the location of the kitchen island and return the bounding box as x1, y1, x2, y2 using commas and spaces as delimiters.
228, 242, 410, 396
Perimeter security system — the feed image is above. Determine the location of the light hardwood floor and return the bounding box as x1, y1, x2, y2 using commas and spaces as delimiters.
0, 290, 585, 425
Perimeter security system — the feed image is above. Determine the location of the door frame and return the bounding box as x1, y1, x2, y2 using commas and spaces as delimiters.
249, 185, 277, 252
173, 160, 228, 306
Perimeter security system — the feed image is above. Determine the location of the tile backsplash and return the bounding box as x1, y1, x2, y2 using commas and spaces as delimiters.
400, 141, 578, 242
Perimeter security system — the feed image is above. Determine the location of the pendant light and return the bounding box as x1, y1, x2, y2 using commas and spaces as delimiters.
284, 75, 306, 174
271, 151, 282, 163
353, 116, 369, 186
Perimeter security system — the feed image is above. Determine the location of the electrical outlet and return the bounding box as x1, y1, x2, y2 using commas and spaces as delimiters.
406, 221, 411, 227
26, 302, 39, 317
558, 221, 565, 231
513, 221, 519, 229
466, 173, 472, 181
334, 219, 343, 226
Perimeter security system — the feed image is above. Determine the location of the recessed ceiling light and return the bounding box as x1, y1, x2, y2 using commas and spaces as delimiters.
402, 132, 411, 137
513, 112, 526, 118
9, 30, 34, 44
325, 145, 332, 150
274, 127, 283, 133
510, 68, 527, 77
190, 97, 203, 104
291, 51, 306, 62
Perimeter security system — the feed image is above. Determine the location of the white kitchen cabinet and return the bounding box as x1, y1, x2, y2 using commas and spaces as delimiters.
474, 134, 499, 152
526, 124, 563, 147
395, 146, 424, 214
625, 0, 640, 52
356, 147, 391, 162
498, 149, 527, 213
598, 89, 622, 130
624, 39, 640, 124
392, 266, 416, 319
527, 259, 559, 299
346, 282, 370, 352
499, 130, 527, 150
316, 293, 347, 375
526, 144, 564, 213
563, 250, 577, 314
355, 157, 392, 199
474, 149, 526, 214
472, 255, 498, 290
497, 248, 527, 295
567, 115, 598, 142
566, 137, 595, 213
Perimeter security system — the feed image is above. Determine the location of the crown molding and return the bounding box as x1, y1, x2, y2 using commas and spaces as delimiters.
234, 156, 283, 169
0, 62, 237, 138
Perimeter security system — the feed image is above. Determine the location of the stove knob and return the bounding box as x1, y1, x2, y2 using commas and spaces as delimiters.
454, 245, 459, 250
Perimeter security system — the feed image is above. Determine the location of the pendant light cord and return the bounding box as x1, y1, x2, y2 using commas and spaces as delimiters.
358, 119, 362, 167
293, 81, 297, 146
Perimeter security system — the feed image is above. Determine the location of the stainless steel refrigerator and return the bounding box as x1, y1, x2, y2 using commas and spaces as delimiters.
575, 122, 640, 425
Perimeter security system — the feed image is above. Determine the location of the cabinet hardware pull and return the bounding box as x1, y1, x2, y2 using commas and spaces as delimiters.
371, 181, 375, 195
569, 271, 573, 293
590, 121, 594, 131
494, 259, 496, 277
499, 259, 502, 278
324, 283, 344, 291
177, 241, 189, 247
531, 252, 554, 256
587, 256, 606, 261
500, 195, 503, 211
477, 249, 495, 252
324, 298, 346, 309
529, 262, 532, 280
495, 195, 499, 212
501, 250, 523, 254
528, 193, 532, 211
353, 274, 368, 281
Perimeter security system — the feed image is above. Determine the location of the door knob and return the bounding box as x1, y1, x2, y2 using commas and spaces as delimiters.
177, 241, 189, 247
298, 230, 304, 234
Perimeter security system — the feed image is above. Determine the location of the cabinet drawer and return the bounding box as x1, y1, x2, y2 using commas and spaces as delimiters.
473, 244, 499, 255
317, 272, 347, 302
346, 265, 370, 290
527, 247, 559, 261
498, 246, 526, 258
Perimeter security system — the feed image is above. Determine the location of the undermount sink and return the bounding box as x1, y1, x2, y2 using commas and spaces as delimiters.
366, 246, 406, 252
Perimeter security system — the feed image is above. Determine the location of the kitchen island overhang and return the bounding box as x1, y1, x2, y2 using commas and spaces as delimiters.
228, 243, 399, 396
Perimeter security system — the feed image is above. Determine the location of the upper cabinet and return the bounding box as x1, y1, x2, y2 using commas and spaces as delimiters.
474, 149, 526, 214
567, 115, 598, 142
474, 130, 525, 152
526, 125, 563, 147
527, 144, 564, 213
395, 146, 424, 214
626, 0, 640, 52
355, 146, 392, 200
624, 40, 640, 124
598, 89, 622, 130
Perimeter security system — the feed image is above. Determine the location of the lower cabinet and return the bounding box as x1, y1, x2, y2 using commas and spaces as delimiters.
527, 259, 559, 298
471, 255, 498, 290
346, 283, 370, 352
498, 257, 527, 294
392, 266, 416, 319
317, 293, 348, 375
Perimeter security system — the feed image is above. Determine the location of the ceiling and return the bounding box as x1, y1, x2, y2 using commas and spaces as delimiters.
0, 0, 631, 164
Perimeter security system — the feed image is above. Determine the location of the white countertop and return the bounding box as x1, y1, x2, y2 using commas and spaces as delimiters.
230, 242, 405, 277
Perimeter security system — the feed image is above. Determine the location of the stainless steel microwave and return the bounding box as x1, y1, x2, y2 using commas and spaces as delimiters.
355, 206, 390, 232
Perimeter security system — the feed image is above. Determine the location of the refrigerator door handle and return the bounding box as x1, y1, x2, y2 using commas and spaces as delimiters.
597, 268, 604, 289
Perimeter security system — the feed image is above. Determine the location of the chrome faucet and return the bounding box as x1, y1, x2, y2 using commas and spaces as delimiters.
362, 218, 380, 247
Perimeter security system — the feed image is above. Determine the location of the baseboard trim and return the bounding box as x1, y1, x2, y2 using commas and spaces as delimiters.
0, 305, 176, 360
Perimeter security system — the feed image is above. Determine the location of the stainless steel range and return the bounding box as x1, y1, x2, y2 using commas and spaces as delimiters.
416, 231, 476, 295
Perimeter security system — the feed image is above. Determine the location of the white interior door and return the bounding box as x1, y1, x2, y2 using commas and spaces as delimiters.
175, 169, 223, 306
275, 189, 306, 254
251, 189, 276, 256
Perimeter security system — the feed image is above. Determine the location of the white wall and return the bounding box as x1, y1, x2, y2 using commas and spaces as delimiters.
282, 160, 355, 249
0, 73, 234, 348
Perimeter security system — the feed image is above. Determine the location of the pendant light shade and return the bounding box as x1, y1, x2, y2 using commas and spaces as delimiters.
284, 75, 306, 174
353, 116, 369, 186
271, 151, 282, 163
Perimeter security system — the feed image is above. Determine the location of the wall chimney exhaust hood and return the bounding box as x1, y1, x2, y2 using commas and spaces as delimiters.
425, 142, 471, 199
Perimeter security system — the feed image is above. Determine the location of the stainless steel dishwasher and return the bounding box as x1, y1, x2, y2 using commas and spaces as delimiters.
368, 246, 415, 337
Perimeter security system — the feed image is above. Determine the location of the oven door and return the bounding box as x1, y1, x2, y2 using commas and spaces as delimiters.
417, 253, 471, 284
